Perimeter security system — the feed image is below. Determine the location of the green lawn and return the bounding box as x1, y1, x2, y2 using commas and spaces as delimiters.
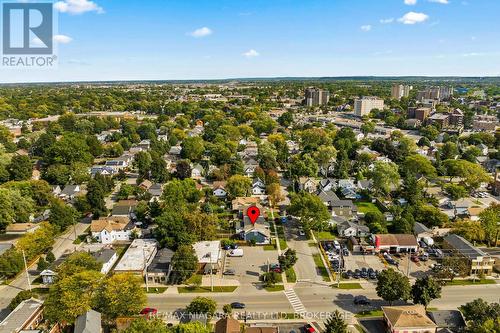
178, 286, 238, 293
264, 285, 285, 292
144, 287, 168, 294
279, 239, 288, 251
355, 310, 384, 318
186, 274, 203, 285
444, 279, 496, 286
285, 268, 297, 283
313, 231, 336, 241
355, 201, 382, 214
263, 244, 276, 251
276, 225, 288, 250
333, 282, 363, 289
308, 242, 317, 247
312, 253, 331, 282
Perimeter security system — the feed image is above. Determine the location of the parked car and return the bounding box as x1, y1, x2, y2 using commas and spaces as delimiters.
342, 249, 349, 256
223, 269, 236, 275
140, 308, 158, 316
231, 302, 246, 309
298, 228, 306, 236
304, 324, 316, 332
353, 296, 370, 305
411, 255, 420, 263
228, 249, 244, 257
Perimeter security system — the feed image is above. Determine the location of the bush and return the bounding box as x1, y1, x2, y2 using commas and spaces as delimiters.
8, 290, 33, 310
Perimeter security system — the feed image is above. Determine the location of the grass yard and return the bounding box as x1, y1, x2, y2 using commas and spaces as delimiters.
308, 242, 317, 247
285, 268, 297, 283
144, 287, 168, 294
313, 230, 336, 241
178, 286, 238, 293
263, 244, 276, 251
264, 285, 285, 292
355, 201, 382, 215
445, 279, 496, 286
332, 282, 363, 289
275, 225, 288, 250
279, 239, 288, 251
313, 253, 331, 282
355, 310, 384, 318
186, 274, 203, 285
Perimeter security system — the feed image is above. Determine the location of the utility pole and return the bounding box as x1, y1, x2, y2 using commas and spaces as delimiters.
22, 250, 32, 292
143, 247, 149, 292
209, 253, 214, 292
73, 222, 78, 252
406, 252, 411, 277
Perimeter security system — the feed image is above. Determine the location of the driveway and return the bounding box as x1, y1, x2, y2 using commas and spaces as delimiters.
222, 247, 278, 286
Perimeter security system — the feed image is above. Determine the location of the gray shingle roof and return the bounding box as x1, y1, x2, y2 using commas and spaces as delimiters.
444, 234, 489, 260
74, 310, 101, 333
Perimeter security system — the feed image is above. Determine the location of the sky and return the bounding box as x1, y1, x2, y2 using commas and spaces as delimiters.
1, 0, 500, 83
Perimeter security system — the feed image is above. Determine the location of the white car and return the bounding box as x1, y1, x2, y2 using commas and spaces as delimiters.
298, 229, 306, 236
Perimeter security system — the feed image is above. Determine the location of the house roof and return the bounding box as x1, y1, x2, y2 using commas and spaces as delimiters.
231, 197, 260, 210
375, 234, 418, 247
74, 309, 102, 333
428, 310, 466, 330
214, 317, 240, 333
382, 305, 437, 329
148, 248, 175, 273
148, 183, 163, 197
92, 249, 117, 264
0, 298, 44, 332
193, 241, 221, 264
60, 185, 80, 196
339, 221, 369, 233
316, 190, 340, 203
5, 223, 39, 233
331, 199, 356, 209
90, 218, 130, 233
413, 222, 431, 235
444, 234, 489, 260
213, 181, 227, 190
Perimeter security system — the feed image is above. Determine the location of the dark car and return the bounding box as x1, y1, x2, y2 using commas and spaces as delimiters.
231, 302, 246, 309
360, 270, 368, 278
353, 296, 371, 305
369, 272, 377, 279
353, 272, 360, 279
304, 324, 316, 332
342, 249, 349, 256
223, 269, 236, 275
343, 272, 351, 279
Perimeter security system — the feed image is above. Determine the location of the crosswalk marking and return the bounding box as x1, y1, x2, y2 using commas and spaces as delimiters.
284, 289, 307, 313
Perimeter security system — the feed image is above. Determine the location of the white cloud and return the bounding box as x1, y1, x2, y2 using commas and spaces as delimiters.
429, 0, 449, 3
360, 25, 372, 32
54, 0, 104, 14
242, 49, 259, 58
380, 18, 394, 24
188, 27, 213, 38
53, 34, 73, 44
404, 0, 417, 5
398, 12, 429, 24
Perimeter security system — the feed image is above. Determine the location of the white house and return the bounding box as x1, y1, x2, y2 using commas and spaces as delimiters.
92, 248, 118, 274
191, 164, 204, 179
212, 181, 228, 198
252, 178, 266, 195
90, 217, 136, 244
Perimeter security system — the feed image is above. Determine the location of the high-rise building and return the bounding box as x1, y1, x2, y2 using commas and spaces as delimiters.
304, 88, 330, 107
391, 84, 412, 100
417, 86, 453, 102
354, 96, 385, 117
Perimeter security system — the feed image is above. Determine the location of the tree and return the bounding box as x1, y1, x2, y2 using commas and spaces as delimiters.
226, 175, 251, 197
415, 204, 448, 228
290, 154, 319, 178
171, 245, 198, 283
96, 273, 146, 320
223, 304, 233, 314
324, 310, 348, 333
288, 192, 330, 231
371, 161, 400, 196
7, 155, 32, 181
134, 151, 152, 179
435, 255, 469, 282
86, 178, 107, 217
56, 251, 102, 279
171, 322, 212, 333
460, 299, 500, 333
44, 270, 102, 324
278, 249, 298, 270
440, 142, 459, 160
185, 297, 216, 316
411, 276, 442, 308
443, 159, 491, 191
37, 257, 49, 271
278, 111, 293, 127
267, 183, 284, 207
262, 271, 280, 287
376, 268, 411, 304
122, 318, 168, 333
8, 290, 34, 311
181, 137, 205, 161
479, 203, 500, 247
42, 164, 71, 185
175, 159, 192, 180
150, 151, 169, 182
443, 183, 468, 200
452, 220, 485, 243
404, 155, 436, 178
365, 211, 387, 234
48, 199, 77, 232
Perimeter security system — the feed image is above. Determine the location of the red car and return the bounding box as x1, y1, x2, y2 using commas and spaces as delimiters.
140, 308, 158, 317
411, 255, 420, 263
304, 324, 316, 332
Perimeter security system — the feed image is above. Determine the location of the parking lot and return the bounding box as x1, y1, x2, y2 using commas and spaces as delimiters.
221, 246, 279, 285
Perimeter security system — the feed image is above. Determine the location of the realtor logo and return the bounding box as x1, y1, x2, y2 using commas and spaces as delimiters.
2, 1, 56, 67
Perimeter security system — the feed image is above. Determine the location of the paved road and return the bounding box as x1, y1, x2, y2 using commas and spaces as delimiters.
147, 283, 500, 318
284, 221, 324, 283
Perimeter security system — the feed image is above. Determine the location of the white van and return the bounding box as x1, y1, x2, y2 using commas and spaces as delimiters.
228, 249, 244, 257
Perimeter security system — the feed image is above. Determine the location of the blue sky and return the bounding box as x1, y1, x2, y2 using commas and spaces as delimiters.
2, 0, 500, 83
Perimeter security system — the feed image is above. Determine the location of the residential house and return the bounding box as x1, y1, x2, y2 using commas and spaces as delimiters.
90, 165, 117, 177
382, 305, 437, 333
318, 178, 336, 192
92, 248, 118, 274
316, 190, 340, 208
59, 185, 81, 202
357, 179, 374, 192
428, 310, 466, 333
237, 215, 271, 245
5, 223, 40, 235
114, 239, 158, 276
51, 185, 62, 196
148, 183, 164, 201
372, 234, 419, 253
111, 200, 138, 218
243, 158, 259, 177
443, 234, 496, 276
168, 145, 182, 157
252, 178, 266, 196
40, 269, 57, 284
0, 298, 49, 332
338, 179, 358, 199
191, 164, 205, 179
214, 317, 240, 333
146, 248, 174, 284
298, 177, 318, 193
74, 310, 102, 333
213, 181, 228, 198
232, 197, 260, 214
337, 221, 370, 237
139, 179, 153, 191
90, 217, 136, 244
105, 159, 128, 171
413, 222, 433, 242
331, 199, 358, 220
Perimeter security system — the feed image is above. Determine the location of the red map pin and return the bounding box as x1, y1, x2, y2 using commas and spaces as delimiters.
247, 206, 260, 225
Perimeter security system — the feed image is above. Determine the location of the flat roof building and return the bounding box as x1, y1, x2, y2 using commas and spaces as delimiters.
114, 239, 158, 276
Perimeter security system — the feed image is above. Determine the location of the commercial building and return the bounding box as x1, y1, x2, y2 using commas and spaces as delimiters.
193, 240, 222, 272
473, 115, 499, 131
354, 96, 385, 117
304, 88, 330, 107
372, 234, 418, 253
0, 298, 54, 332
417, 86, 453, 101
408, 107, 431, 122
391, 84, 411, 100
114, 239, 158, 276
443, 234, 496, 276
382, 305, 437, 333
